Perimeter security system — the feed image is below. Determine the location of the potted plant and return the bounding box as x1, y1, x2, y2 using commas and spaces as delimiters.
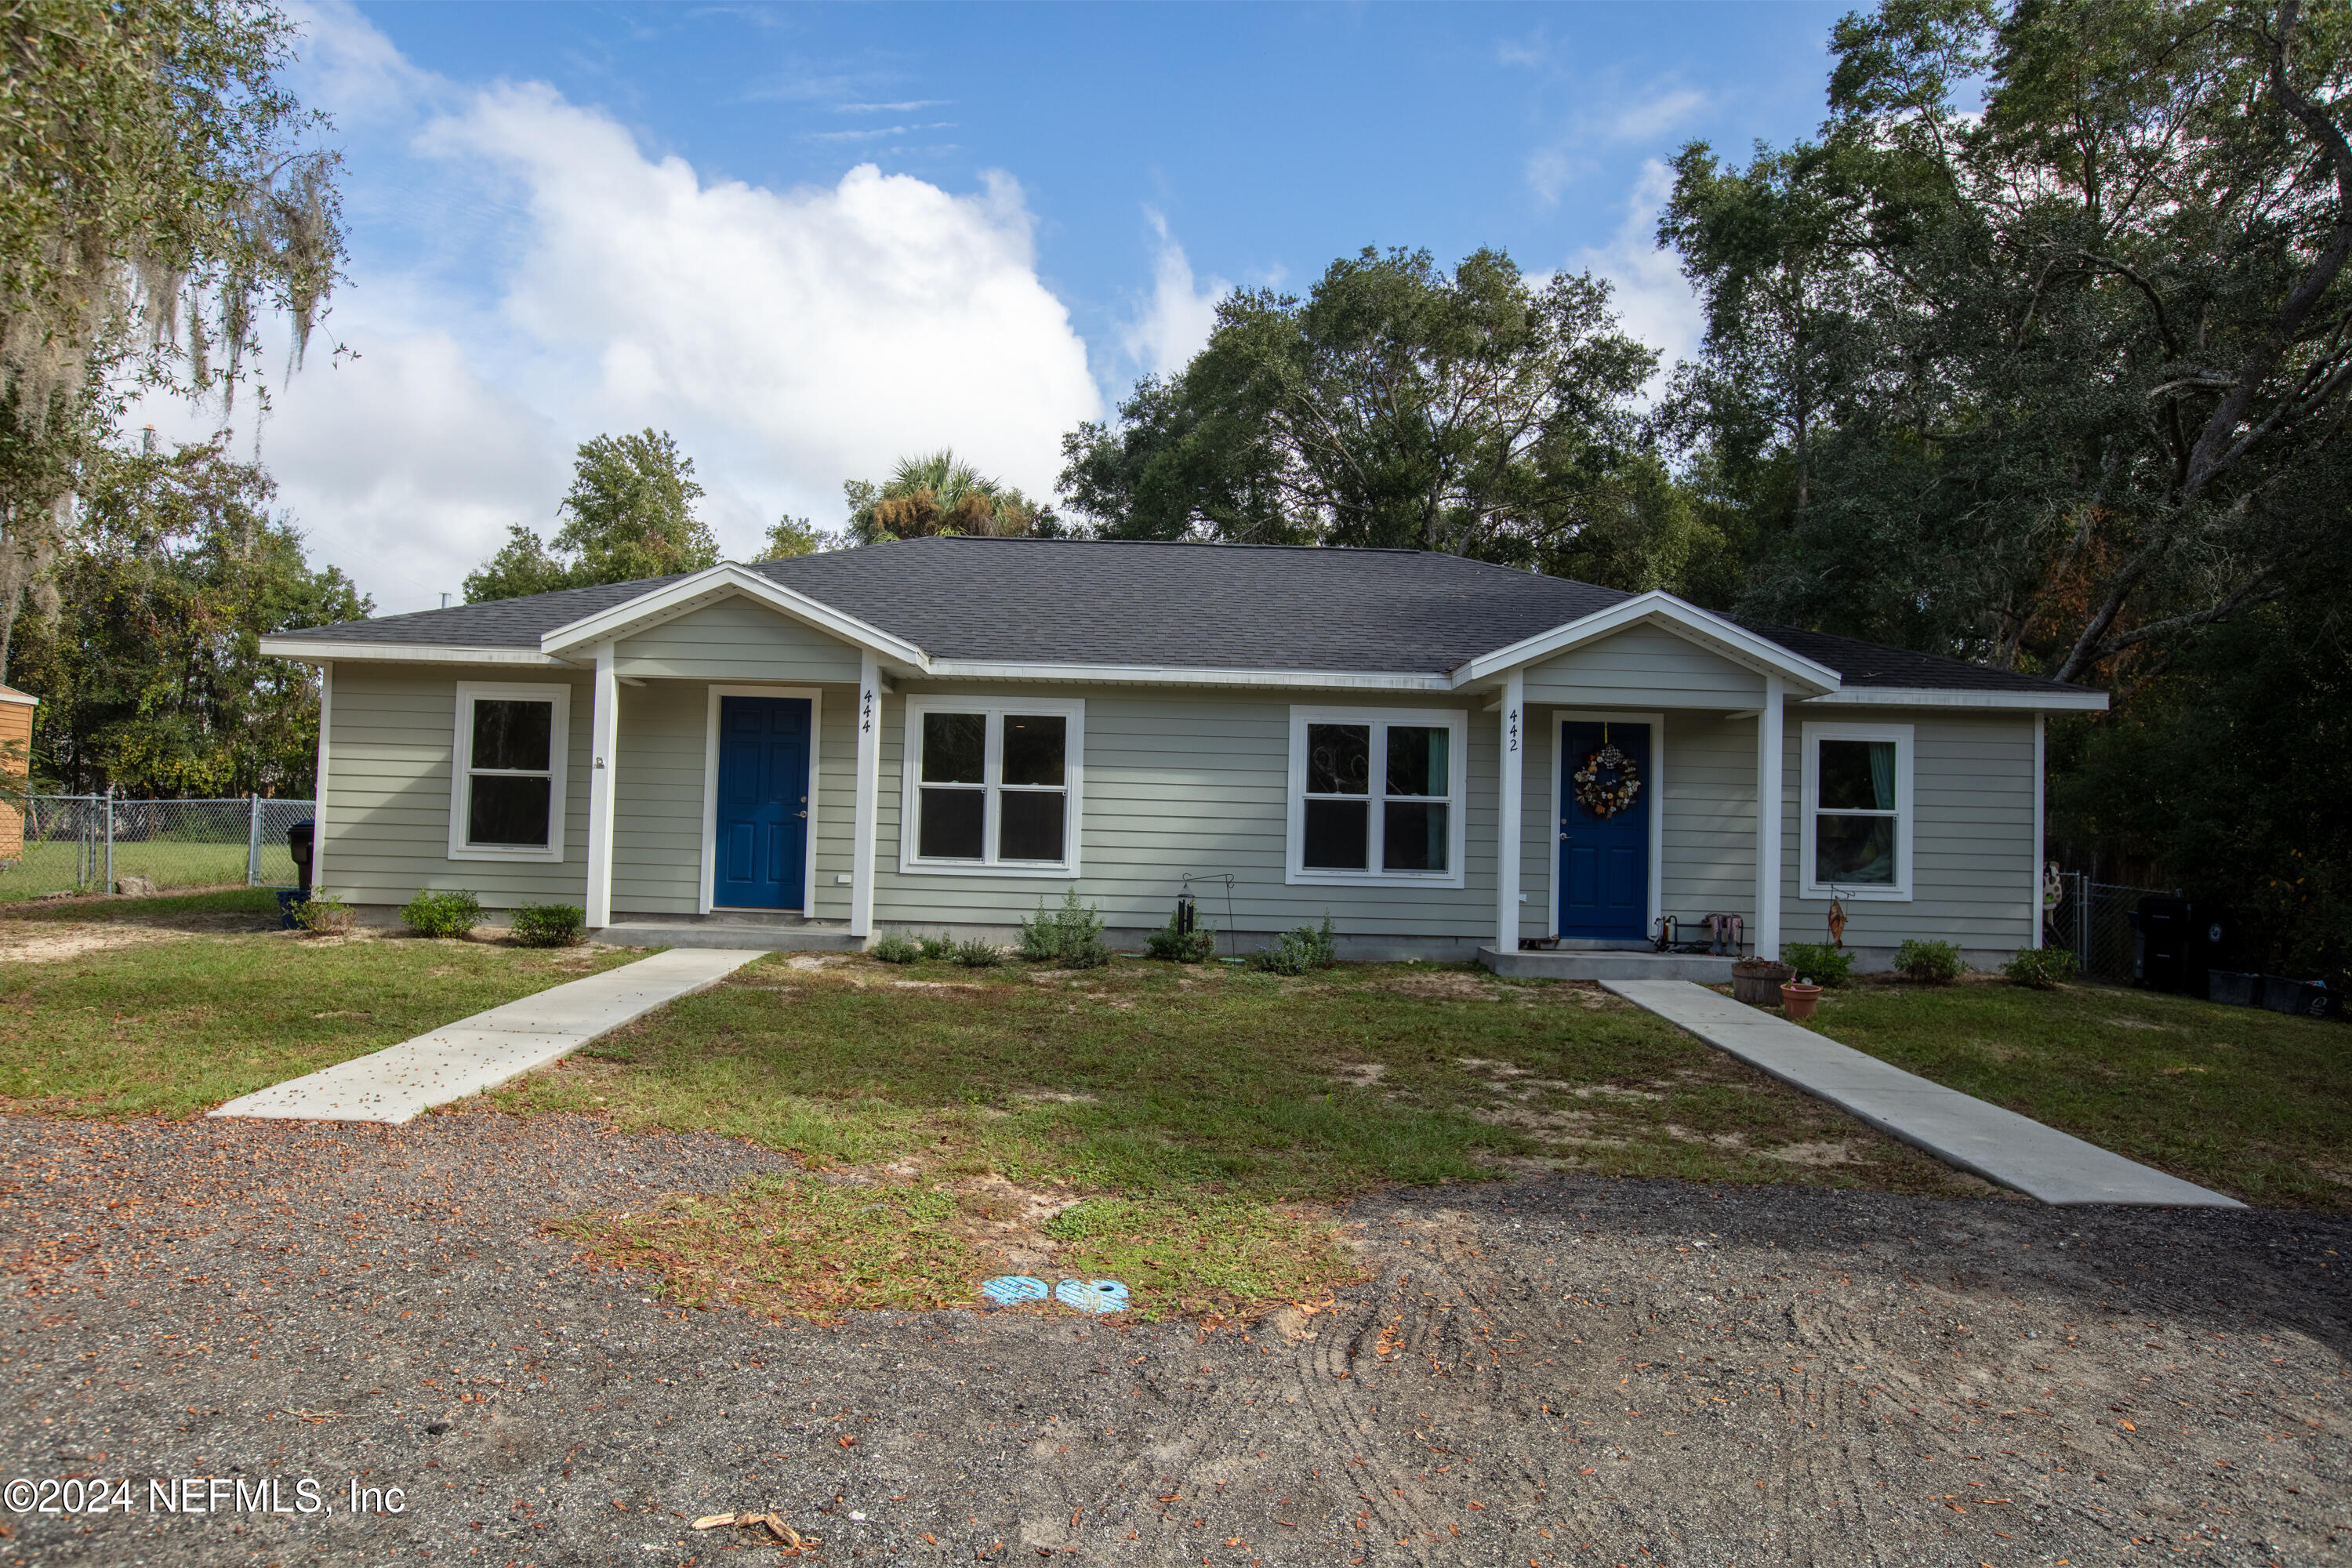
1780, 978, 1823, 1020
1732, 957, 1795, 1006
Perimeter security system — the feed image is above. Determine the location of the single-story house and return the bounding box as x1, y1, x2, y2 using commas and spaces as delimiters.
260, 538, 2105, 975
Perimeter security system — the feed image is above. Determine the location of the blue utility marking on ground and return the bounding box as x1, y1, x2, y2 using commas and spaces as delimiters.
979, 1276, 1047, 1305
1054, 1279, 1129, 1314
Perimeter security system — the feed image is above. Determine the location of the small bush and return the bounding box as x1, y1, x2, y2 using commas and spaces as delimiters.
917, 934, 957, 962
1248, 913, 1338, 975
1894, 938, 1965, 984
510, 902, 585, 947
953, 937, 1004, 968
870, 933, 921, 964
1017, 900, 1062, 961
1145, 907, 1217, 963
2002, 946, 2077, 989
1780, 941, 1854, 988
1018, 890, 1112, 968
402, 887, 483, 938
292, 895, 355, 935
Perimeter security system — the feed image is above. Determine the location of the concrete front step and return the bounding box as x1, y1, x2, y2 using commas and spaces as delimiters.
1478, 946, 1736, 982
594, 918, 861, 952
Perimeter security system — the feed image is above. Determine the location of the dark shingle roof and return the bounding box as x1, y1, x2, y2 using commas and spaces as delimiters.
284, 536, 2094, 695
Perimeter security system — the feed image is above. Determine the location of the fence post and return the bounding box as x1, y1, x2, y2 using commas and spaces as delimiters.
247, 793, 263, 886
2072, 873, 2090, 975
103, 788, 114, 894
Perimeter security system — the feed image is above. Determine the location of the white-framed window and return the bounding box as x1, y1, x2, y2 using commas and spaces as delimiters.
1799, 720, 1914, 901
898, 696, 1084, 877
448, 681, 572, 862
1286, 706, 1468, 887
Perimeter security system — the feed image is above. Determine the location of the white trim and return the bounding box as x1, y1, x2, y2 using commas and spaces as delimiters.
923, 659, 1451, 691
898, 695, 1086, 877
0, 688, 36, 707
1804, 685, 2107, 712
1284, 705, 1470, 889
1797, 718, 1915, 903
260, 638, 568, 667
538, 564, 929, 667
2032, 712, 2046, 949
585, 644, 618, 924
1545, 709, 1665, 942
313, 663, 332, 895
699, 684, 824, 916
447, 679, 573, 864
1757, 680, 1784, 959
1450, 591, 1843, 694
1495, 673, 1525, 951
851, 655, 881, 936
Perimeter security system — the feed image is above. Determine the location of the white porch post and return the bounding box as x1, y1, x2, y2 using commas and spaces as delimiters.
2031, 712, 2046, 949
849, 652, 881, 938
1755, 674, 1784, 960
1494, 670, 1524, 953
311, 662, 332, 895
585, 640, 619, 928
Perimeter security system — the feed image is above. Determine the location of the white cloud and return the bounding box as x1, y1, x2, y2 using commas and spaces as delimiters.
1117, 209, 1228, 380
1566, 160, 1705, 398
1610, 88, 1708, 143
138, 2, 1100, 614
1524, 80, 1709, 205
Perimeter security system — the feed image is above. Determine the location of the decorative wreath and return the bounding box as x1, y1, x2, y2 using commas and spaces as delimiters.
1573, 742, 1642, 818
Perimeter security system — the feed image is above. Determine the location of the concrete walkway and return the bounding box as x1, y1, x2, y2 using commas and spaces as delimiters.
210, 948, 764, 1126
1604, 979, 2243, 1207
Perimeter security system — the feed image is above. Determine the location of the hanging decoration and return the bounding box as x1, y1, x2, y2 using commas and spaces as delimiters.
1572, 725, 1642, 818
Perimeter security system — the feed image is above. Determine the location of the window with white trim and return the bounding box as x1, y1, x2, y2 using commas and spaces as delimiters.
448, 682, 571, 862
900, 697, 1083, 875
1799, 720, 1914, 900
1287, 706, 1468, 887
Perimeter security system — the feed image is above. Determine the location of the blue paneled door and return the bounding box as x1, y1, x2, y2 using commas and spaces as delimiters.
1558, 720, 1651, 942
715, 696, 811, 909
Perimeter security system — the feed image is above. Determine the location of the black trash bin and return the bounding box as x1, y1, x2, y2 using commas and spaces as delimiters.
2130, 895, 2235, 996
286, 818, 315, 898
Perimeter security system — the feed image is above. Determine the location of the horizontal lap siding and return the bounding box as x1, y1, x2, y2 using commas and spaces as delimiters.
1663, 711, 1759, 927
615, 597, 861, 683
1779, 706, 2035, 949
323, 665, 590, 908
811, 695, 855, 920
612, 683, 703, 914
1522, 624, 1763, 708
873, 684, 1498, 936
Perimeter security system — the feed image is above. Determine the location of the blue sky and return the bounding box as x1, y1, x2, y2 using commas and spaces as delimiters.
143, 2, 1848, 613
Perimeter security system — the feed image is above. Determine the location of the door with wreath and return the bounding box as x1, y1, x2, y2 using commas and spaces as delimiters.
1558, 719, 1650, 942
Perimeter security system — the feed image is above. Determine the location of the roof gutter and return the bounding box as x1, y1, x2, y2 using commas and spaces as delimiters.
259, 637, 569, 667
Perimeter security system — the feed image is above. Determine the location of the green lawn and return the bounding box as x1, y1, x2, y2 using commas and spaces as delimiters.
1797, 975, 2351, 1210
0, 890, 637, 1117
0, 840, 294, 901
495, 952, 1981, 1321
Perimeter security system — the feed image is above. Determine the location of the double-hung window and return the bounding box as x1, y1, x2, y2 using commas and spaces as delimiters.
1287, 706, 1467, 887
900, 697, 1083, 874
1800, 720, 1913, 900
448, 682, 571, 862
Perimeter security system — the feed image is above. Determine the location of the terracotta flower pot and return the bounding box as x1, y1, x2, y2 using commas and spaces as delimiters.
1780, 981, 1822, 1021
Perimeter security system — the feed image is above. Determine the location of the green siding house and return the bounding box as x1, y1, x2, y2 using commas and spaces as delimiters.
260, 538, 2106, 977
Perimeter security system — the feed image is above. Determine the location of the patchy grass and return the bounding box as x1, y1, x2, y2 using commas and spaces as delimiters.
0, 884, 278, 922
1800, 974, 2352, 1210
0, 843, 281, 901
0, 900, 639, 1118
499, 953, 1983, 1321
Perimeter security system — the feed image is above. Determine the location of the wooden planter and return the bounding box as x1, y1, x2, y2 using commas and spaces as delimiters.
1730, 960, 1794, 1007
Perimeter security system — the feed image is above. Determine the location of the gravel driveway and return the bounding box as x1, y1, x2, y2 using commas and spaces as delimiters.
2, 1110, 2343, 1566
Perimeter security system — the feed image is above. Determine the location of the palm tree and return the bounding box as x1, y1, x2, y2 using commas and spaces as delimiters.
843, 449, 1055, 544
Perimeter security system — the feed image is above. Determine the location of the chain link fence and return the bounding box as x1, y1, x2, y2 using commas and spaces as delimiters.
2049, 871, 2177, 983
0, 796, 315, 901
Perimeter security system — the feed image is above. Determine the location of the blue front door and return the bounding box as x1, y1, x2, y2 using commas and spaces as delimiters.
715, 696, 810, 909
1558, 719, 1651, 942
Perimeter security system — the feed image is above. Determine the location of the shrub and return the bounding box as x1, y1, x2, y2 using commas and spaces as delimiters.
510, 902, 586, 947
2002, 946, 2077, 989
917, 934, 957, 961
870, 933, 921, 964
1017, 899, 1062, 961
1018, 889, 1112, 968
292, 895, 355, 935
1780, 941, 1854, 988
1894, 938, 1965, 984
401, 887, 483, 938
1248, 913, 1338, 975
1144, 907, 1217, 963
953, 937, 1004, 968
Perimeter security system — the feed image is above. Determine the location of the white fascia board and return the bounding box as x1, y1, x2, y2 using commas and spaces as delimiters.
259, 637, 568, 667
0, 689, 35, 707
1802, 685, 2109, 712
920, 659, 1451, 692
537, 564, 931, 668
1448, 590, 1844, 693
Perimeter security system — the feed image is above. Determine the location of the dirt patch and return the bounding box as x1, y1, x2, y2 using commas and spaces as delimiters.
0, 921, 192, 963
1517, 979, 1622, 1008
1372, 971, 1504, 1001
1765, 1138, 1861, 1166
1328, 1062, 1388, 1087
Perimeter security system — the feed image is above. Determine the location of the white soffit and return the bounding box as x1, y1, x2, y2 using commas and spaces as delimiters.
1801, 685, 2108, 712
